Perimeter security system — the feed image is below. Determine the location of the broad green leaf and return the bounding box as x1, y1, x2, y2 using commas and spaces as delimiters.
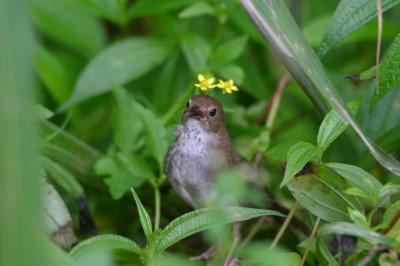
287, 162, 363, 222
42, 156, 84, 198
42, 181, 77, 250
36, 104, 54, 119
265, 140, 300, 162
317, 99, 360, 152
325, 163, 382, 193
134, 103, 168, 171
179, 33, 210, 74
45, 238, 73, 266
59, 37, 172, 111
131, 189, 153, 242
217, 64, 245, 84
70, 234, 143, 260
112, 88, 142, 151
318, 0, 400, 58
281, 142, 317, 188
128, 0, 197, 19
154, 207, 284, 254
96, 152, 155, 199
348, 208, 369, 228
371, 33, 400, 110
34, 47, 75, 103
69, 0, 122, 23
213, 36, 248, 66
179, 2, 214, 19
29, 0, 106, 57
241, 0, 400, 176
319, 222, 396, 246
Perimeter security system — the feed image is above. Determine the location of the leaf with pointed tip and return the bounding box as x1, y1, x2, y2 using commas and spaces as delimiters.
59, 37, 172, 111
287, 162, 363, 222
154, 207, 284, 254
281, 142, 317, 188
70, 234, 143, 260
371, 33, 400, 110
240, 0, 400, 176
131, 189, 153, 242
318, 0, 400, 58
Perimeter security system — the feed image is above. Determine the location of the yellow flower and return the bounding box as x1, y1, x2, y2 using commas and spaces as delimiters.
194, 74, 216, 91
217, 79, 238, 94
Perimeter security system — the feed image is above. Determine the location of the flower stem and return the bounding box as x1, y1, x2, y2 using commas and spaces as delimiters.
300, 217, 320, 266
270, 201, 298, 249
154, 185, 161, 231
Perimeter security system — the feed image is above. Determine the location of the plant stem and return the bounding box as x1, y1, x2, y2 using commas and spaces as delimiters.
375, 0, 382, 94
270, 201, 299, 249
266, 75, 290, 130
300, 217, 320, 266
154, 185, 161, 231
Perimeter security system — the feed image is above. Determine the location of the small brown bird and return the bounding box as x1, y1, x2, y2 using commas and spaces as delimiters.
165, 95, 258, 208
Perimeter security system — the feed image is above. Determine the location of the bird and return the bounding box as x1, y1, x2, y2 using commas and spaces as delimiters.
165, 95, 260, 209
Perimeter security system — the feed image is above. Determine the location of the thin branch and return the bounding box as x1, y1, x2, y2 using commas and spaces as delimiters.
269, 201, 299, 250
382, 209, 400, 234
356, 245, 388, 266
300, 217, 320, 266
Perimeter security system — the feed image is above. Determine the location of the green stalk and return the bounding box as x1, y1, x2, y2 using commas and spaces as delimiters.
154, 185, 161, 231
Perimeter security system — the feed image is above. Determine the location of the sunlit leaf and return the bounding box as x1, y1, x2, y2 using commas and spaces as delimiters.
213, 36, 248, 66
281, 142, 317, 187
179, 2, 214, 19
70, 234, 143, 260
287, 162, 363, 222
240, 0, 400, 176
154, 207, 284, 254
318, 0, 400, 58
371, 33, 400, 110
128, 0, 197, 19
59, 37, 172, 111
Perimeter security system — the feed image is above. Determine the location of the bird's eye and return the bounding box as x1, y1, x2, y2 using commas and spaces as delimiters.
209, 108, 217, 117
186, 101, 190, 108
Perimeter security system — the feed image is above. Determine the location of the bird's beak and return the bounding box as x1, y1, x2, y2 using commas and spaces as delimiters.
187, 106, 203, 119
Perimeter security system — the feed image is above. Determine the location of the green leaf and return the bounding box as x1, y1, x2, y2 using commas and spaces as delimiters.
154, 207, 284, 254
179, 2, 214, 19
59, 37, 172, 111
318, 0, 400, 58
68, 0, 123, 23
134, 103, 168, 171
319, 222, 396, 246
42, 156, 84, 198
96, 152, 155, 199
29, 0, 106, 57
317, 99, 360, 152
287, 162, 363, 222
241, 0, 400, 176
131, 189, 153, 242
217, 64, 245, 84
179, 33, 210, 74
325, 163, 382, 194
112, 88, 142, 151
383, 200, 400, 240
266, 140, 300, 162
70, 234, 143, 260
42, 181, 77, 250
128, 0, 197, 19
359, 65, 377, 80
34, 46, 75, 103
371, 33, 400, 110
213, 36, 248, 66
348, 208, 369, 228
281, 142, 317, 188
36, 104, 54, 119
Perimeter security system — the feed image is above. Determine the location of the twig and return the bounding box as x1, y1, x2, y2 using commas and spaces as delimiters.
300, 217, 320, 266
376, 0, 382, 94
269, 202, 299, 249
237, 216, 266, 252
382, 209, 400, 234
266, 75, 290, 129
357, 245, 388, 266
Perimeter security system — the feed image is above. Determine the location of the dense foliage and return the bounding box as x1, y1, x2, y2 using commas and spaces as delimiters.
4, 0, 400, 265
